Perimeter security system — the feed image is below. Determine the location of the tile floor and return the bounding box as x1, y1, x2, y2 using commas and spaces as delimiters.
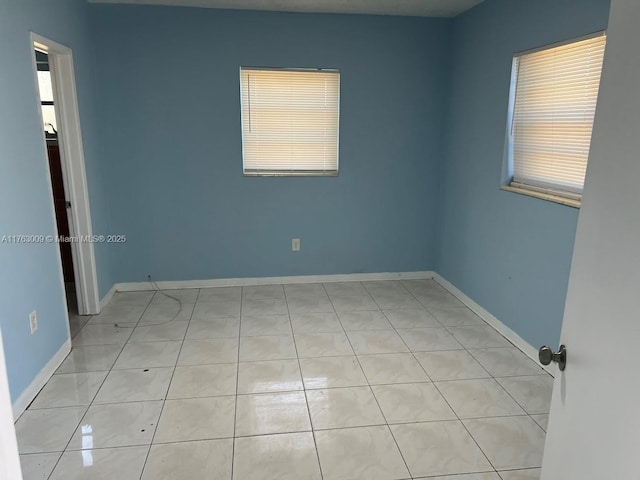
16, 279, 553, 480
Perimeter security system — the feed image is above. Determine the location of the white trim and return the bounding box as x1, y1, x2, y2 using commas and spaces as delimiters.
29, 39, 73, 346
31, 33, 100, 315
12, 339, 71, 420
100, 284, 117, 309
433, 273, 557, 377
112, 271, 436, 292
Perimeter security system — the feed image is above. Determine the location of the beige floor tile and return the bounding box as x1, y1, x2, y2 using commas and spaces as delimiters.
315, 425, 410, 480
372, 383, 456, 423
287, 296, 335, 314
358, 353, 429, 384
239, 335, 297, 361
233, 432, 321, 480
139, 303, 195, 325
240, 315, 292, 336
29, 372, 107, 409
237, 359, 303, 394
496, 376, 554, 414
142, 439, 232, 479
49, 446, 149, 480
337, 310, 393, 331
178, 338, 239, 365
415, 474, 500, 480
15, 406, 87, 454
346, 330, 409, 354
463, 416, 546, 470
383, 309, 442, 329
307, 387, 385, 429
235, 391, 311, 436
299, 356, 368, 389
391, 421, 492, 477
154, 396, 235, 443
73, 324, 134, 346
241, 298, 288, 316
530, 414, 549, 432
498, 468, 541, 480
150, 288, 199, 304
397, 327, 463, 352
284, 283, 327, 298
128, 321, 188, 342
113, 341, 181, 369
67, 402, 163, 450
295, 332, 354, 358
436, 379, 525, 419
167, 363, 237, 399
192, 300, 241, 320
19, 452, 61, 480
469, 348, 546, 377
185, 318, 240, 339
448, 326, 511, 349
290, 312, 343, 333
430, 307, 486, 327
242, 285, 285, 300
56, 344, 123, 374
414, 350, 490, 381
94, 368, 173, 403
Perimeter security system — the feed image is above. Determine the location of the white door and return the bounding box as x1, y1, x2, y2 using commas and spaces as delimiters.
540, 0, 640, 478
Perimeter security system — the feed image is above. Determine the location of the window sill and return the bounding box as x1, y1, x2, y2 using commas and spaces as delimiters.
500, 184, 581, 208
244, 171, 339, 177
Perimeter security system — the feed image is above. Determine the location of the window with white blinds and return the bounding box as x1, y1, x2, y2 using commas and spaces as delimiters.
240, 67, 340, 176
509, 33, 607, 198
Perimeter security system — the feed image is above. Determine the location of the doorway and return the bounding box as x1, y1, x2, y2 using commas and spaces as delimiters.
35, 49, 79, 321
31, 34, 100, 317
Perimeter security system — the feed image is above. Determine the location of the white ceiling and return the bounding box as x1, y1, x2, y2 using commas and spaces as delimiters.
88, 0, 485, 18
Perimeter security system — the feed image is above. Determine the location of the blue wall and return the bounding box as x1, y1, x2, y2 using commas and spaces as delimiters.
0, 0, 113, 402
436, 0, 611, 348
89, 6, 451, 282
0, 0, 614, 404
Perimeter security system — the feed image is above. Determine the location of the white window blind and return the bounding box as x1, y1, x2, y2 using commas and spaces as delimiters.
510, 33, 606, 196
240, 67, 340, 176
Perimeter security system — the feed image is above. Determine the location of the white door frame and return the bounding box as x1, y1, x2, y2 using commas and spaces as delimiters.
31, 33, 100, 315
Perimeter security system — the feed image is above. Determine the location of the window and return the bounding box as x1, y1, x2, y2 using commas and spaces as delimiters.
507, 33, 607, 204
240, 67, 340, 176
36, 50, 57, 136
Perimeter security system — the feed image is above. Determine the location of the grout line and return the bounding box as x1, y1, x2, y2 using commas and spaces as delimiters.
285, 284, 325, 480
491, 376, 550, 435
375, 282, 500, 477
229, 286, 243, 480
136, 287, 195, 480
29, 281, 545, 479
326, 283, 415, 479
42, 295, 157, 479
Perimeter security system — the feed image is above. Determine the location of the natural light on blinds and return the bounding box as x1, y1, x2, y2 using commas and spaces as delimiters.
240, 67, 340, 176
510, 33, 607, 195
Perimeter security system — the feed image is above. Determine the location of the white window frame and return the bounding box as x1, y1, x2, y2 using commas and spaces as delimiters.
239, 67, 340, 177
502, 32, 607, 208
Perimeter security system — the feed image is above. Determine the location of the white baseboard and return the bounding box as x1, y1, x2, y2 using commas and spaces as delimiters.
12, 338, 72, 420
100, 284, 116, 310
433, 274, 556, 377
113, 271, 436, 292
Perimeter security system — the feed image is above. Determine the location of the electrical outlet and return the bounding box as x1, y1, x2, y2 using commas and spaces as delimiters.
29, 310, 38, 334
291, 238, 301, 252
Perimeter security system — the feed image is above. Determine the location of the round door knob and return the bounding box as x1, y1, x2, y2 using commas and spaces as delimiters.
538, 345, 567, 371
539, 346, 554, 365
